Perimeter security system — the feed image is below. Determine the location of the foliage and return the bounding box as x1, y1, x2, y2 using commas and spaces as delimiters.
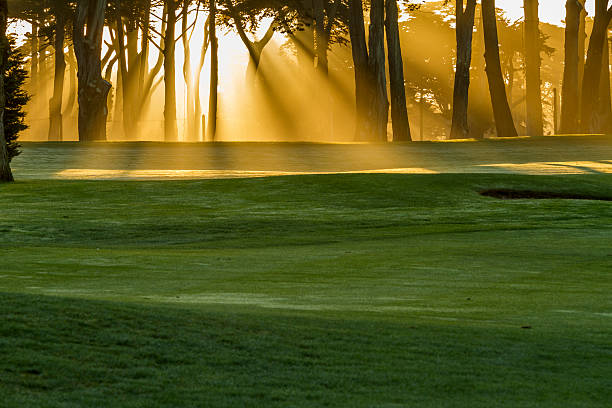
4, 36, 29, 162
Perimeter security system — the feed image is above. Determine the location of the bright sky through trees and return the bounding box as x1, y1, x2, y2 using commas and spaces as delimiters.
423, 0, 596, 25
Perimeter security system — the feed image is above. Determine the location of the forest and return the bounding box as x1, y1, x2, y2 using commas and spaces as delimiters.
0, 1, 608, 158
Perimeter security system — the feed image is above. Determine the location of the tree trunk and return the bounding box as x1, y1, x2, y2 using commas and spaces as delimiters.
385, 0, 410, 141
63, 45, 77, 122
578, 0, 587, 88
450, 0, 477, 139
523, 0, 543, 136
182, 0, 196, 141
368, 0, 389, 141
164, 0, 178, 141
481, 0, 517, 137
48, 8, 66, 141
560, 0, 582, 134
314, 0, 329, 77
194, 15, 209, 142
208, 0, 218, 141
595, 31, 612, 132
0, 0, 12, 181
579, 1, 612, 133
348, 0, 371, 141
74, 0, 111, 142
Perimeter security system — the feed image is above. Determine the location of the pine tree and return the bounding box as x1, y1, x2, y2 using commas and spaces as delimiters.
4, 36, 29, 162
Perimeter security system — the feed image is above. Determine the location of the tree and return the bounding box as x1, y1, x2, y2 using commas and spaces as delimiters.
596, 30, 612, 132
163, 0, 179, 141
48, 0, 72, 141
5, 38, 30, 161
0, 0, 12, 181
385, 0, 411, 141
208, 0, 218, 141
73, 0, 111, 141
481, 0, 517, 137
367, 0, 389, 141
348, 0, 386, 141
523, 0, 543, 136
450, 0, 477, 139
580, 0, 612, 132
560, 0, 584, 134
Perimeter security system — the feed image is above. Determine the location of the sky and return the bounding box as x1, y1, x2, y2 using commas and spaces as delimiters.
445, 0, 597, 26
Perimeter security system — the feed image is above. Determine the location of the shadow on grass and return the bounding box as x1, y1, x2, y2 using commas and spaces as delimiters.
0, 292, 609, 407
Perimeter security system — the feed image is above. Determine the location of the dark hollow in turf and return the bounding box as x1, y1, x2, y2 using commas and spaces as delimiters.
480, 189, 612, 201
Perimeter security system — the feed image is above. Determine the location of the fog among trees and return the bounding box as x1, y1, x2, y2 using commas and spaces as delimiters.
0, 0, 610, 162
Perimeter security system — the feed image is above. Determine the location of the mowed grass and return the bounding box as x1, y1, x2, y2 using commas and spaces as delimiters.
1, 173, 611, 407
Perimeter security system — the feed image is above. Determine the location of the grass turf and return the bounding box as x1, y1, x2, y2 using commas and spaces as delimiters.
1, 173, 611, 406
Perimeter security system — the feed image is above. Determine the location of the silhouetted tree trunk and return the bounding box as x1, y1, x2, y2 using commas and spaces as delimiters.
348, 0, 371, 141
481, 0, 517, 137
63, 45, 77, 121
385, 0, 410, 141
0, 0, 12, 181
182, 0, 196, 141
313, 0, 330, 76
74, 0, 111, 141
208, 0, 218, 141
368, 0, 389, 141
560, 0, 582, 134
48, 7, 66, 141
194, 15, 209, 142
228, 2, 277, 82
450, 0, 477, 139
595, 31, 612, 132
164, 0, 178, 141
580, 0, 612, 133
524, 0, 543, 136
578, 0, 587, 88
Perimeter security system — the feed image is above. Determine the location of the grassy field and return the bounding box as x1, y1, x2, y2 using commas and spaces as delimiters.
1, 140, 612, 406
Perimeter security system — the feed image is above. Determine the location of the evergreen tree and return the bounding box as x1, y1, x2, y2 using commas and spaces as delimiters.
4, 37, 29, 162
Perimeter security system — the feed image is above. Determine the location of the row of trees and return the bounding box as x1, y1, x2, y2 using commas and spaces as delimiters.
1, 0, 612, 181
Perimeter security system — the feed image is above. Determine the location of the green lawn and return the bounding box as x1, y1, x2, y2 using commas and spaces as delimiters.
1, 173, 611, 406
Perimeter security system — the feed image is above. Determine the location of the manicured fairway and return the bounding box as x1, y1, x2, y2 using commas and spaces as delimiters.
1, 170, 611, 406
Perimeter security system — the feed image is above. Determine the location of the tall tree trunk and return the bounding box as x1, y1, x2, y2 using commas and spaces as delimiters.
138, 3, 150, 106
524, 0, 543, 136
48, 9, 66, 141
74, 0, 111, 142
0, 0, 12, 181
208, 0, 218, 141
63, 45, 77, 120
578, 0, 587, 88
368, 0, 389, 141
228, 3, 276, 83
450, 0, 477, 139
194, 15, 209, 142
314, 0, 329, 77
182, 0, 196, 141
164, 0, 178, 141
596, 30, 612, 132
481, 0, 517, 137
348, 0, 371, 141
579, 0, 612, 133
385, 0, 410, 141
560, 0, 582, 133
